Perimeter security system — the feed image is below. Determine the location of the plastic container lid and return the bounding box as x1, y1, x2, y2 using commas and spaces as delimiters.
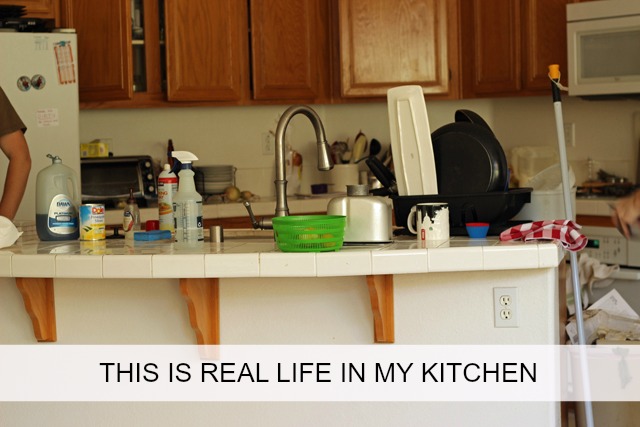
134, 230, 172, 241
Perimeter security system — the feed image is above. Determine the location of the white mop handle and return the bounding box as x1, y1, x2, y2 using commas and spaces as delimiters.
550, 64, 594, 427
553, 102, 575, 220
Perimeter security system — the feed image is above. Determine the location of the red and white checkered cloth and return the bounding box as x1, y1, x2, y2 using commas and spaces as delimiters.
499, 220, 588, 252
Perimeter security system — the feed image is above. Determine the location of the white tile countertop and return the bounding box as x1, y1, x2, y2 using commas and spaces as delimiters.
0, 230, 564, 279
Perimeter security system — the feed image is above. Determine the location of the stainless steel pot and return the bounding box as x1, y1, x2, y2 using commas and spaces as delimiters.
327, 185, 392, 243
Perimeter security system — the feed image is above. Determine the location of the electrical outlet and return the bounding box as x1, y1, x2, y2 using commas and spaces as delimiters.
494, 287, 518, 328
564, 122, 575, 147
262, 132, 274, 155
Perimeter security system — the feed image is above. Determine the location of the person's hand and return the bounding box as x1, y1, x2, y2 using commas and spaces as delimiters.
611, 190, 640, 238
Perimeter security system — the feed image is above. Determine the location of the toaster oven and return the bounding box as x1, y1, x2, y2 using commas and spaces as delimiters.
81, 156, 157, 208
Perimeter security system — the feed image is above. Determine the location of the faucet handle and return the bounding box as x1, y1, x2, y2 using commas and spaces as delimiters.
243, 201, 273, 230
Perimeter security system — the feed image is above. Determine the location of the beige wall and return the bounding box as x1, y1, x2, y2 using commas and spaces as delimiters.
78, 96, 640, 198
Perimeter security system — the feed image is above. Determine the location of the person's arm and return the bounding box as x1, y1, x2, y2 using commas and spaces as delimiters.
0, 129, 31, 220
611, 190, 640, 238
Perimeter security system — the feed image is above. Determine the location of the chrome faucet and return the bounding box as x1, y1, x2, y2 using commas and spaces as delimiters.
244, 105, 333, 229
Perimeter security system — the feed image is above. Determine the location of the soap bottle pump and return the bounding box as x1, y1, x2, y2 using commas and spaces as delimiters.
123, 187, 140, 239
171, 151, 204, 243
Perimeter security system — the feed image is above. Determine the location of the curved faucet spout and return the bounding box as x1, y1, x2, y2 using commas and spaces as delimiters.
274, 105, 333, 219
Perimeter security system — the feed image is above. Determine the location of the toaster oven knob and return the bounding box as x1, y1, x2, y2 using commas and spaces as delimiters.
144, 161, 152, 168
147, 173, 153, 180
148, 185, 155, 193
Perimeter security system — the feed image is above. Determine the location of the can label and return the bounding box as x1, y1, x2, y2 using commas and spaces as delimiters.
79, 204, 106, 240
158, 176, 178, 232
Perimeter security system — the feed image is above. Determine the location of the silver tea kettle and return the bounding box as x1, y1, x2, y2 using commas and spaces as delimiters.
327, 185, 392, 243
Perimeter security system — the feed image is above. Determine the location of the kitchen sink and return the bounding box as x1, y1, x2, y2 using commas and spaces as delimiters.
210, 228, 274, 241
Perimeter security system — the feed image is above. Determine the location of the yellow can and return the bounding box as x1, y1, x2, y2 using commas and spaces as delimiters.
79, 204, 106, 240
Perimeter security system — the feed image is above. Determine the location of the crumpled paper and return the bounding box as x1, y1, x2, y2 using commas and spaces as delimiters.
0, 216, 22, 248
566, 309, 640, 344
566, 252, 620, 315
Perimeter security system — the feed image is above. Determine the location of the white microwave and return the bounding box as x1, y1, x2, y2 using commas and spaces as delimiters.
582, 226, 640, 268
567, 0, 640, 98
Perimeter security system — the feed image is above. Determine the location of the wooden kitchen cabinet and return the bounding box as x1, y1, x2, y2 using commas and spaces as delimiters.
203, 216, 254, 230
460, 0, 578, 98
166, 0, 331, 103
250, 0, 331, 102
164, 0, 249, 102
337, 0, 459, 99
62, 0, 247, 106
0, 0, 60, 22
60, 0, 134, 103
60, 0, 331, 108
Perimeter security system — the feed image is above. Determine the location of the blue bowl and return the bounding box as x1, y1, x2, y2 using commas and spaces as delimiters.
466, 222, 490, 238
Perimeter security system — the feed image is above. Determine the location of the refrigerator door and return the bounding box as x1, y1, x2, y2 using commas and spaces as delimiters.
0, 32, 80, 222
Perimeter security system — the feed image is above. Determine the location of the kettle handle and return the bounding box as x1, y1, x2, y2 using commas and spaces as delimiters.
366, 157, 398, 195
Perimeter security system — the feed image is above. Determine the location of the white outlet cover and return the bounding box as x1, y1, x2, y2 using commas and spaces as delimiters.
494, 287, 518, 328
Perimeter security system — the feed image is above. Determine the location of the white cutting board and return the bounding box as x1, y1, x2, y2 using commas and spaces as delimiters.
387, 85, 438, 196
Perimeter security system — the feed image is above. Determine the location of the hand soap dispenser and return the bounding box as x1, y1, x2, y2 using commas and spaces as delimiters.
327, 184, 392, 243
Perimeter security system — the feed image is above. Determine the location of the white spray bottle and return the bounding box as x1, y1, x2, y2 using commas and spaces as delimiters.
171, 151, 204, 243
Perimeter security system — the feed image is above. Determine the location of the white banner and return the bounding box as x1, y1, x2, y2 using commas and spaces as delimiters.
0, 345, 638, 402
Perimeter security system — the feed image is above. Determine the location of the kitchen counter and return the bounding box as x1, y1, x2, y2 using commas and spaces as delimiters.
1, 231, 564, 424
1, 233, 565, 426
3, 231, 563, 279
1, 228, 563, 345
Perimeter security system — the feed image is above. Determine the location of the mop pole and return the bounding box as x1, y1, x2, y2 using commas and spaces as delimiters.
549, 64, 594, 427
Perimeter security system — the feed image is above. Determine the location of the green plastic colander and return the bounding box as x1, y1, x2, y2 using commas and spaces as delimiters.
272, 215, 346, 252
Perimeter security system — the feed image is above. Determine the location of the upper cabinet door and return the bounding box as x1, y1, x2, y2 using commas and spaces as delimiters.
164, 0, 249, 102
460, 0, 522, 95
461, 0, 577, 98
338, 0, 457, 98
61, 0, 133, 102
521, 0, 574, 91
250, 0, 329, 101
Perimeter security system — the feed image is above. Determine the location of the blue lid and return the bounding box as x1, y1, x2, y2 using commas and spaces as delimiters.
134, 230, 172, 241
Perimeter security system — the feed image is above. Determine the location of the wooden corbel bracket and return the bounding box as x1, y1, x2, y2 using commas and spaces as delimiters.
366, 274, 395, 343
15, 277, 57, 342
179, 278, 220, 345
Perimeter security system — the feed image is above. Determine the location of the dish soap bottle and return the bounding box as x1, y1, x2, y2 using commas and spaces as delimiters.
171, 151, 204, 244
157, 164, 178, 232
123, 188, 140, 239
36, 154, 80, 241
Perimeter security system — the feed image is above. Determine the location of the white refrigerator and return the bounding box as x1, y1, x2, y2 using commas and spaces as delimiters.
0, 31, 80, 222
